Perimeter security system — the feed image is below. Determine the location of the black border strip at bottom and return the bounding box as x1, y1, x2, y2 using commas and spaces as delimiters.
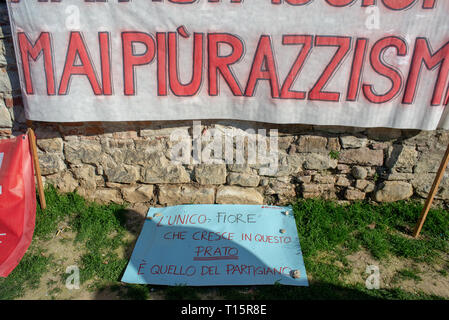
0, 300, 445, 318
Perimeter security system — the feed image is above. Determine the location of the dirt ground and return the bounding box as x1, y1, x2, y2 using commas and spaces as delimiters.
343, 250, 449, 298
17, 203, 449, 300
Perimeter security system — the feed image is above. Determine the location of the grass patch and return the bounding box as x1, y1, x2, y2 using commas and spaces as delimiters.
70, 201, 128, 283
34, 187, 86, 239
0, 185, 129, 299
393, 268, 422, 283
1, 187, 448, 300
0, 248, 51, 300
292, 199, 449, 263
438, 269, 448, 277
329, 150, 340, 160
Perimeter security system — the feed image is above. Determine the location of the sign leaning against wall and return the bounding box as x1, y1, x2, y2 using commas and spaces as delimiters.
6, 0, 449, 129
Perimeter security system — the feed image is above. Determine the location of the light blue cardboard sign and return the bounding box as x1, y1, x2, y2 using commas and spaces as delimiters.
121, 204, 308, 286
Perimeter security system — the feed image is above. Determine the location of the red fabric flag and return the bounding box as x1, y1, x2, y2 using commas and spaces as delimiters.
0, 134, 36, 277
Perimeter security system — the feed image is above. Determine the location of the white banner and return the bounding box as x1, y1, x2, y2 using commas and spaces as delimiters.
6, 0, 449, 129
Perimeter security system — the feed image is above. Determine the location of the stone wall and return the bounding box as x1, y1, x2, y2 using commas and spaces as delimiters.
1, 3, 448, 208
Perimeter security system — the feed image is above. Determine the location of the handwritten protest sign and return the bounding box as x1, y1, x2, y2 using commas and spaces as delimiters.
121, 204, 308, 286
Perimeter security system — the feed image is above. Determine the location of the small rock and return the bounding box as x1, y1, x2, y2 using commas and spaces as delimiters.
340, 135, 368, 149
385, 145, 417, 173
335, 176, 351, 187
121, 184, 154, 203
327, 137, 341, 152
227, 172, 260, 187
351, 166, 367, 180
339, 148, 384, 166
0, 104, 12, 128
94, 189, 122, 204
297, 175, 312, 184
344, 188, 366, 201
38, 152, 66, 176
216, 186, 264, 204
291, 270, 301, 279
337, 164, 351, 173
375, 181, 413, 202
297, 135, 328, 153
194, 164, 227, 185
313, 175, 335, 184
158, 185, 215, 205
142, 153, 190, 184
302, 184, 320, 193
104, 165, 140, 184
303, 153, 338, 170
356, 180, 375, 193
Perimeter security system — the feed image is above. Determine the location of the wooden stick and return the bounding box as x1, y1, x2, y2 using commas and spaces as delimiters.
413, 142, 449, 238
27, 127, 46, 210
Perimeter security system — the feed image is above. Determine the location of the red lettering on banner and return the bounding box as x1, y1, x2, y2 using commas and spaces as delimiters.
272, 0, 313, 5
245, 35, 280, 98
59, 31, 102, 95
18, 32, 56, 95
326, 0, 356, 7
347, 38, 368, 101
403, 38, 449, 106
361, 0, 376, 6
14, 30, 449, 108
9, 0, 441, 10
122, 32, 156, 96
422, 0, 436, 9
99, 32, 112, 95
168, 31, 204, 96
168, 0, 196, 3
362, 36, 407, 104
381, 0, 417, 10
308, 36, 351, 102
208, 0, 243, 3
208, 33, 244, 96
157, 32, 168, 96
280, 35, 313, 100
